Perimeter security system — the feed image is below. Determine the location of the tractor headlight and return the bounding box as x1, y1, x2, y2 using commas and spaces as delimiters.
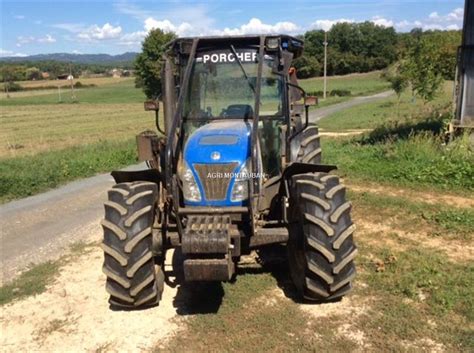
178, 162, 201, 202
231, 158, 250, 202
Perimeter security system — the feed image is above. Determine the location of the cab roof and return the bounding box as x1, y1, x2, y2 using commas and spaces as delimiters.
169, 34, 304, 59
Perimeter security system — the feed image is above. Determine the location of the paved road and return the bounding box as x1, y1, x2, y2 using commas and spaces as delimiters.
0, 164, 144, 283
309, 90, 393, 123
0, 90, 392, 284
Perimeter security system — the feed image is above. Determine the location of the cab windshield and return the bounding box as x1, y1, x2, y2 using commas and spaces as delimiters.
183, 49, 283, 120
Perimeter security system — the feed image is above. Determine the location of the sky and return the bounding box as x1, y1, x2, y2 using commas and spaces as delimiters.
0, 0, 466, 57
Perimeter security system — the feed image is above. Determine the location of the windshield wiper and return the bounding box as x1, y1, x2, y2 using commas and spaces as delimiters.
230, 45, 256, 95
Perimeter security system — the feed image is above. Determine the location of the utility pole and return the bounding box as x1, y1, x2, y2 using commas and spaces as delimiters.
68, 63, 76, 100
323, 31, 328, 100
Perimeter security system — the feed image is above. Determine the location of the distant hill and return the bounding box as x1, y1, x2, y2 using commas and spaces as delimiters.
0, 52, 138, 64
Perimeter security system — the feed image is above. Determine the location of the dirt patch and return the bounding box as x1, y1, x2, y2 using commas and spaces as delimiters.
1, 246, 181, 352
402, 337, 446, 352
320, 129, 372, 137
348, 182, 474, 209
297, 294, 370, 320
356, 219, 474, 263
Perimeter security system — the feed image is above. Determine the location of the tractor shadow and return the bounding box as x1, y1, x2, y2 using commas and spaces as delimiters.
255, 244, 306, 303
167, 249, 224, 315
167, 245, 306, 316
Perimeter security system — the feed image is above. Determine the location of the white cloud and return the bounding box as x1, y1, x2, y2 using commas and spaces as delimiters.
447, 8, 464, 21
118, 31, 147, 46
446, 24, 460, 30
311, 18, 354, 31
77, 23, 122, 41
144, 17, 193, 36
371, 16, 393, 27
310, 16, 392, 31
114, 2, 151, 20
16, 36, 35, 47
397, 7, 464, 32
52, 23, 86, 33
118, 16, 300, 47
16, 34, 56, 46
14, 15, 25, 20
114, 5, 465, 49
38, 34, 56, 43
0, 49, 27, 57
218, 18, 300, 36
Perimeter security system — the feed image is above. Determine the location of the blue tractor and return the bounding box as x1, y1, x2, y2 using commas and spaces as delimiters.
101, 35, 357, 308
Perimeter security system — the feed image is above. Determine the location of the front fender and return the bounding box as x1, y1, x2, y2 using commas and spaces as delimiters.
111, 169, 162, 184
280, 162, 337, 197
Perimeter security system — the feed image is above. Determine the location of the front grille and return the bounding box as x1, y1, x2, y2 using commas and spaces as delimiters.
193, 163, 238, 201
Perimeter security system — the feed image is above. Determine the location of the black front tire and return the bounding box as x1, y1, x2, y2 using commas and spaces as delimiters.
101, 181, 164, 308
288, 172, 357, 301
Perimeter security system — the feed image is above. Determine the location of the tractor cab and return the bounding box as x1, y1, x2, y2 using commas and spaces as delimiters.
163, 36, 312, 213
102, 35, 357, 309
178, 37, 299, 207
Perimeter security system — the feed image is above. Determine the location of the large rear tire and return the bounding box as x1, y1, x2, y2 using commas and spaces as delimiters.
288, 172, 357, 301
296, 124, 321, 164
101, 181, 163, 308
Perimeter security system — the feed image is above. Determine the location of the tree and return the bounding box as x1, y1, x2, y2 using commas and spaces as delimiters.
301, 22, 399, 77
293, 55, 321, 78
402, 36, 444, 103
134, 29, 176, 98
25, 67, 42, 80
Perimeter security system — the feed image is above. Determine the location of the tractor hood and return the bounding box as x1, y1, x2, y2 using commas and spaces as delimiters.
182, 120, 252, 206
184, 120, 251, 165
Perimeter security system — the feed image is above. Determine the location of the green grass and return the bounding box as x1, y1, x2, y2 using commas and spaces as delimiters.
324, 132, 474, 193
298, 71, 391, 108
318, 82, 452, 131
350, 190, 474, 241
0, 261, 61, 305
0, 139, 137, 203
300, 71, 390, 97
355, 245, 474, 350
318, 79, 473, 193
161, 270, 356, 352
0, 79, 145, 105
0, 102, 156, 157
0, 241, 96, 305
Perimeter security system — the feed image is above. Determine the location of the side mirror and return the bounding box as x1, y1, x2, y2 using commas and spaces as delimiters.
144, 99, 164, 135
144, 100, 159, 111
272, 51, 293, 75
305, 95, 318, 107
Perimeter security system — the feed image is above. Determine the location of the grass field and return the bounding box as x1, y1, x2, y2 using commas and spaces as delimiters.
1, 103, 155, 157
300, 71, 390, 96
159, 77, 473, 352
318, 81, 453, 131
2, 70, 473, 351
0, 78, 144, 105
0, 140, 136, 203
318, 81, 474, 194
0, 71, 390, 202
0, 76, 132, 91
